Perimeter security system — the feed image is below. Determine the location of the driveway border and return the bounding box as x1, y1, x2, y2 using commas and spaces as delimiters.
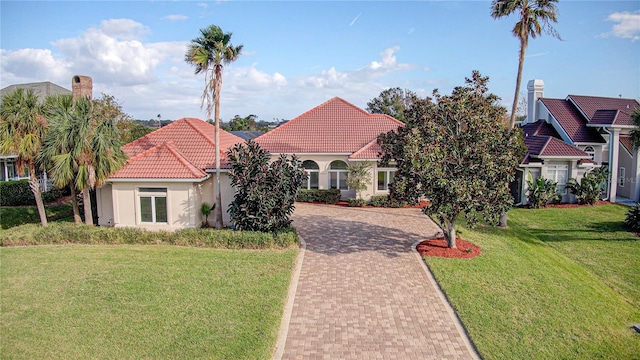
411, 241, 481, 360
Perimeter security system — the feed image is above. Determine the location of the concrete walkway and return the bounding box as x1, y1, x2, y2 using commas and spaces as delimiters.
273, 203, 479, 360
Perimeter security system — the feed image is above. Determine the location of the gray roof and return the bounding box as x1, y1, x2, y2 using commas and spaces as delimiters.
230, 130, 265, 140
1, 81, 71, 103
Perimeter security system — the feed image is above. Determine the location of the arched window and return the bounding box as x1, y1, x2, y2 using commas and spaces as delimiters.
329, 160, 349, 190
302, 160, 319, 190
584, 146, 595, 160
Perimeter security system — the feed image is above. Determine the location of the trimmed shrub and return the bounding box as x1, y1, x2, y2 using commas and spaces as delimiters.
0, 223, 298, 249
0, 180, 67, 206
347, 198, 366, 207
368, 194, 409, 208
296, 189, 341, 204
527, 175, 561, 209
625, 204, 640, 232
566, 167, 607, 205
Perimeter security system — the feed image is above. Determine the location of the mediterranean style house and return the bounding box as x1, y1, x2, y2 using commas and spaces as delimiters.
97, 97, 402, 230
514, 79, 639, 205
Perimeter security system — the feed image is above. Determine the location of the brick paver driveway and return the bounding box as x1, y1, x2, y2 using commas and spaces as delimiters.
273, 202, 478, 360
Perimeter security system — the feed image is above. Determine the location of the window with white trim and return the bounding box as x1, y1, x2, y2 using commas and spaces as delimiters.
583, 146, 595, 161
377, 168, 396, 191
139, 188, 168, 223
329, 160, 348, 190
301, 160, 319, 190
619, 167, 626, 187
547, 165, 568, 194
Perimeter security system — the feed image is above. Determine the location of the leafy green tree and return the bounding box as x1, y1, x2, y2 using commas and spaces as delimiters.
185, 24, 243, 229
0, 88, 49, 226
346, 162, 372, 201
226, 140, 305, 232
227, 114, 260, 131
491, 0, 561, 128
378, 71, 527, 248
366, 87, 421, 123
116, 120, 153, 144
631, 108, 640, 150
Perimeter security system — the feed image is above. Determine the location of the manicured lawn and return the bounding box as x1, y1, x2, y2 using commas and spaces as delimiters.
0, 204, 73, 229
1, 245, 297, 359
425, 204, 639, 360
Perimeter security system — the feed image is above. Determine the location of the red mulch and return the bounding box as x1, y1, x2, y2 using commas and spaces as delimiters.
416, 238, 481, 259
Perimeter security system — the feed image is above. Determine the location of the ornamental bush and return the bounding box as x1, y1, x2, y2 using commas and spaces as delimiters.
347, 198, 366, 207
527, 175, 561, 209
625, 204, 640, 232
0, 180, 67, 206
227, 140, 305, 232
296, 189, 341, 204
566, 167, 607, 205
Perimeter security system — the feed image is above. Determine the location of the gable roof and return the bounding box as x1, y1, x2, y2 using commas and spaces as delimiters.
539, 98, 605, 144
111, 118, 244, 180
255, 97, 403, 157
520, 120, 592, 164
620, 135, 635, 155
568, 95, 639, 127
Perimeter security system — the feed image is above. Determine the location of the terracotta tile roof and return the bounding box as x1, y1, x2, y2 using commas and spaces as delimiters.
349, 138, 383, 159
539, 98, 605, 143
255, 97, 403, 156
111, 141, 207, 179
620, 136, 635, 155
122, 117, 244, 172
568, 95, 639, 127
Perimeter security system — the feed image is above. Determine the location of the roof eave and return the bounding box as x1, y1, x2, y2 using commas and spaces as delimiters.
108, 175, 210, 183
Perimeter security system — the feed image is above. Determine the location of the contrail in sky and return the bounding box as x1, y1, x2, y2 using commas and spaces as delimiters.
350, 13, 361, 26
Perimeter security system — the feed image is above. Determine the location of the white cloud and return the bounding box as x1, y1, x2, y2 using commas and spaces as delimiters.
161, 14, 188, 21
98, 19, 149, 41
0, 48, 72, 85
605, 11, 640, 41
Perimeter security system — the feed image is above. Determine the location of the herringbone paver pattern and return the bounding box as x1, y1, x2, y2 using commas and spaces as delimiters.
277, 203, 478, 360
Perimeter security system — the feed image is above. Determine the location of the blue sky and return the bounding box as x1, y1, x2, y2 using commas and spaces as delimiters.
1, 1, 639, 122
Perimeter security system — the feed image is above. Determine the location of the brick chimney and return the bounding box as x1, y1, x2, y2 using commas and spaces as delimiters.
526, 79, 544, 125
72, 75, 92, 100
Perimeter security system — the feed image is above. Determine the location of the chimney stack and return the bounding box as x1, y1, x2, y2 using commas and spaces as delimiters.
527, 79, 544, 125
72, 75, 92, 100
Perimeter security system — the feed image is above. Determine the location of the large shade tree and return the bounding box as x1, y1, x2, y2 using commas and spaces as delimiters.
366, 87, 421, 124
185, 24, 243, 229
0, 88, 49, 226
378, 71, 527, 248
491, 0, 561, 129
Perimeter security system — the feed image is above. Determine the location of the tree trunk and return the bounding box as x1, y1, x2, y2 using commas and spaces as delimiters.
70, 185, 82, 224
509, 37, 527, 129
498, 213, 508, 228
82, 188, 93, 225
446, 224, 457, 249
28, 163, 47, 227
213, 72, 224, 229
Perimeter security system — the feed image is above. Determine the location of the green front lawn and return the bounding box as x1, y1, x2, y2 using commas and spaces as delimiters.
1, 245, 297, 359
0, 203, 74, 229
426, 205, 639, 360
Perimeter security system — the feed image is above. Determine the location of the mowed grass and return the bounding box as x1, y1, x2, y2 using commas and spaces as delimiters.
0, 203, 74, 229
1, 245, 297, 359
425, 205, 640, 360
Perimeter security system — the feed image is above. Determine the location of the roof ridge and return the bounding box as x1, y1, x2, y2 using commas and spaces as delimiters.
163, 141, 207, 177
569, 94, 639, 102
123, 117, 188, 150
182, 118, 217, 148
256, 97, 343, 140
350, 138, 380, 159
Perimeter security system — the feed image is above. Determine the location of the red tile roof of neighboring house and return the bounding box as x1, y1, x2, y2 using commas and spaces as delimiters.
568, 95, 639, 127
111, 141, 207, 179
111, 118, 244, 179
255, 97, 403, 157
539, 98, 605, 143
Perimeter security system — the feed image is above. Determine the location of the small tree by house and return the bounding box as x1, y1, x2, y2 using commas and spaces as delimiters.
378, 71, 527, 248
526, 173, 560, 208
566, 167, 608, 205
200, 202, 214, 228
226, 140, 305, 232
345, 162, 372, 207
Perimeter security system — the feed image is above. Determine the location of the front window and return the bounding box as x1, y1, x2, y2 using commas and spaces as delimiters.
329, 160, 348, 190
301, 160, 319, 190
139, 188, 167, 223
547, 165, 568, 194
619, 167, 626, 187
377, 169, 396, 191
583, 146, 595, 161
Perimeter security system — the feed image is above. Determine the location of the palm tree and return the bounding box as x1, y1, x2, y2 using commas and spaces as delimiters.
185, 24, 243, 229
0, 88, 49, 226
492, 0, 561, 129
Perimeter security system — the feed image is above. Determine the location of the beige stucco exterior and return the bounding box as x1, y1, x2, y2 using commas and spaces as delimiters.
97, 173, 235, 231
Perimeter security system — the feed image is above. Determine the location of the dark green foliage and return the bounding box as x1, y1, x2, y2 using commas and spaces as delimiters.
368, 194, 408, 208
566, 167, 608, 205
347, 198, 366, 207
630, 108, 640, 150
366, 87, 421, 123
227, 140, 305, 232
296, 189, 341, 204
0, 180, 67, 206
527, 175, 561, 209
378, 71, 527, 247
625, 205, 640, 232
0, 222, 297, 248
1, 204, 74, 229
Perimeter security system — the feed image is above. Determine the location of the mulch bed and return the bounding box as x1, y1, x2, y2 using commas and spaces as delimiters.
416, 238, 481, 259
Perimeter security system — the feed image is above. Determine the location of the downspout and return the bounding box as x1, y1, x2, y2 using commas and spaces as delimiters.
602, 127, 612, 201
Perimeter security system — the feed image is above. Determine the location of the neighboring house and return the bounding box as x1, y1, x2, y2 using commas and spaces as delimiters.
230, 130, 264, 140
96, 118, 244, 230
255, 97, 403, 200
515, 79, 639, 204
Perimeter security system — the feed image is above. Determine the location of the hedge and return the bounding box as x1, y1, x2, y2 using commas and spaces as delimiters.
296, 189, 341, 204
0, 180, 67, 206
0, 222, 298, 249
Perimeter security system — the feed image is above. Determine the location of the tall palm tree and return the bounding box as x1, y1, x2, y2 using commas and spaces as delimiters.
185, 24, 243, 229
0, 88, 49, 226
492, 0, 561, 129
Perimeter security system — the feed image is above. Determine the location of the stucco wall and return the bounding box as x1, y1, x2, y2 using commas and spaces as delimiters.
617, 143, 634, 199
